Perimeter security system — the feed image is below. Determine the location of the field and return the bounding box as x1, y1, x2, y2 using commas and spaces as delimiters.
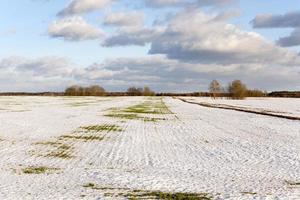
0, 96, 299, 199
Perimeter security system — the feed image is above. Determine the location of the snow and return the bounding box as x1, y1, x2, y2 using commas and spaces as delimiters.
181, 97, 300, 118
0, 96, 299, 199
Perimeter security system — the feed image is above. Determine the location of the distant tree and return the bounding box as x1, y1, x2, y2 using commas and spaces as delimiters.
65, 85, 80, 96
86, 85, 106, 96
143, 87, 155, 96
78, 86, 86, 96
127, 87, 143, 96
228, 80, 247, 99
247, 89, 267, 97
209, 80, 222, 99
65, 85, 105, 96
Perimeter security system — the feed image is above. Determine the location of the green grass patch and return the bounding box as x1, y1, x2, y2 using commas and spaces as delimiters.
81, 124, 122, 132
36, 141, 74, 159
22, 166, 59, 174
105, 113, 140, 120
83, 183, 212, 200
60, 135, 104, 142
122, 99, 172, 115
83, 183, 128, 191
125, 191, 211, 200
105, 98, 170, 122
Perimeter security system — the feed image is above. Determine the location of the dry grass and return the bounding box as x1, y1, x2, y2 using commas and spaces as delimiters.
59, 135, 104, 142
22, 166, 59, 174
83, 183, 212, 200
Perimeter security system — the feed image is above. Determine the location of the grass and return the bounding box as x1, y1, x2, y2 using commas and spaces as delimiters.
125, 191, 212, 200
22, 166, 59, 174
36, 141, 74, 159
286, 180, 300, 186
104, 113, 166, 122
83, 183, 212, 200
122, 99, 172, 115
105, 113, 140, 120
60, 135, 104, 142
80, 124, 122, 132
83, 183, 128, 191
241, 192, 257, 195
105, 98, 171, 122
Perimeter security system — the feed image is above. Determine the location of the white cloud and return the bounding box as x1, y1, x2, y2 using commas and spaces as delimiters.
252, 11, 300, 28
102, 26, 164, 46
277, 28, 300, 47
103, 11, 145, 27
148, 10, 300, 66
58, 0, 113, 16
1, 54, 300, 92
144, 0, 235, 7
48, 16, 104, 41
252, 11, 300, 47
0, 56, 76, 92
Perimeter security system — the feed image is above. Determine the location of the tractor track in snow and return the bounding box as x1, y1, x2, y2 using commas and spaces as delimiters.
176, 97, 300, 121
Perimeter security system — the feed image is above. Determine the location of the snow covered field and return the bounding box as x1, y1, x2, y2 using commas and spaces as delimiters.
181, 97, 300, 119
0, 96, 299, 199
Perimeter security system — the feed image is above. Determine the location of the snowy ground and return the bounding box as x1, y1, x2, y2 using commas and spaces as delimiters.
181, 97, 300, 118
0, 96, 299, 200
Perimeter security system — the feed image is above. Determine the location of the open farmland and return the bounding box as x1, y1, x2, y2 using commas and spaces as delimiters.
0, 96, 299, 200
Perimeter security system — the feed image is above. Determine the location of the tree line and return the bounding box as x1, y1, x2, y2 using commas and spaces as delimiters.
64, 85, 155, 96
209, 79, 267, 99
64, 81, 266, 99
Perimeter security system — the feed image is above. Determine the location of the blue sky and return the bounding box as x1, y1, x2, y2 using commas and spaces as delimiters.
0, 0, 300, 92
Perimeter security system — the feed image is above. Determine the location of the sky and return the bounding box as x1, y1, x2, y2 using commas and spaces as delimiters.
0, 0, 300, 92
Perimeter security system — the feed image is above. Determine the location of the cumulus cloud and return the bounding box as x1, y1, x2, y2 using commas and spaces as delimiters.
1, 54, 300, 92
101, 11, 163, 47
0, 56, 77, 92
5, 1, 300, 92
103, 26, 164, 46
48, 16, 104, 41
252, 11, 300, 47
103, 11, 145, 27
102, 9, 300, 65
252, 11, 300, 28
58, 0, 113, 16
277, 28, 300, 47
146, 10, 300, 66
144, 0, 235, 7
0, 56, 74, 77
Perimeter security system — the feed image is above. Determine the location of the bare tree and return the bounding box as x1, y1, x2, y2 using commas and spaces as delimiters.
228, 80, 247, 100
209, 80, 222, 99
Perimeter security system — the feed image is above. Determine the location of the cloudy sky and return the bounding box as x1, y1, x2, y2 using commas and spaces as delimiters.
1, 0, 300, 92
